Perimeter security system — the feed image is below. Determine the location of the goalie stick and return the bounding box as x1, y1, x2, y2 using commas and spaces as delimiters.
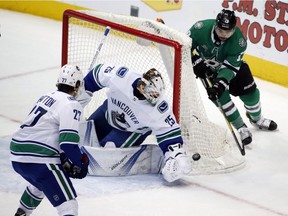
201, 77, 246, 156
88, 26, 111, 72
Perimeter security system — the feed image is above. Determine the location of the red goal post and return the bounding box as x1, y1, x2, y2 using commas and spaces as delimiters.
62, 9, 245, 174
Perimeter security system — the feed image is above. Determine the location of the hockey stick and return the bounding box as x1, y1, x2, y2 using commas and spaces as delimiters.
88, 26, 111, 72
83, 26, 110, 147
201, 77, 245, 156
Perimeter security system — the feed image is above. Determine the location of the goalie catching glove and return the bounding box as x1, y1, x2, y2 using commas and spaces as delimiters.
75, 80, 93, 108
207, 78, 228, 100
60, 152, 89, 179
192, 55, 213, 79
161, 144, 192, 182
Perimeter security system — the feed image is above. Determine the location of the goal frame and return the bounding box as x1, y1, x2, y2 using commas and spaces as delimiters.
62, 9, 182, 121
61, 9, 246, 175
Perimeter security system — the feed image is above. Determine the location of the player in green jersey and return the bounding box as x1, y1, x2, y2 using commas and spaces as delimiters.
187, 9, 277, 145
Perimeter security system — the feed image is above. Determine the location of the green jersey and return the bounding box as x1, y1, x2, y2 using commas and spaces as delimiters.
188, 19, 247, 82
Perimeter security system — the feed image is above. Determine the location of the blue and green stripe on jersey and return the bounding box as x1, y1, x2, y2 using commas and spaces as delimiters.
10, 130, 80, 157
92, 64, 105, 89
156, 128, 183, 149
59, 129, 80, 146
10, 139, 60, 157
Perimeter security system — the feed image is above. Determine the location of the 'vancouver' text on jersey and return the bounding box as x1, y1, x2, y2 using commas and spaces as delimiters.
83, 63, 183, 146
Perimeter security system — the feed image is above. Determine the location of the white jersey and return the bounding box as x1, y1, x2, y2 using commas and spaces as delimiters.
10, 91, 83, 164
84, 63, 182, 145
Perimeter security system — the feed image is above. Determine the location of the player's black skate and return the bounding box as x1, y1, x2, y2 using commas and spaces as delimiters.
14, 208, 26, 216
237, 124, 252, 145
246, 113, 277, 131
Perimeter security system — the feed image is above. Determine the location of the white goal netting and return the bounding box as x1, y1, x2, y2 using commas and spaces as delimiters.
62, 10, 245, 175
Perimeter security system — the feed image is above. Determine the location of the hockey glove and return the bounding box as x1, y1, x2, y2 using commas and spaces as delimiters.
60, 152, 89, 179
76, 80, 93, 108
161, 144, 192, 182
76, 90, 93, 108
207, 78, 228, 100
192, 55, 212, 79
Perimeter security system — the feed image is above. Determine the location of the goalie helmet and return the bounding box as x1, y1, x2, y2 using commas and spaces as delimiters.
57, 64, 83, 88
139, 68, 165, 105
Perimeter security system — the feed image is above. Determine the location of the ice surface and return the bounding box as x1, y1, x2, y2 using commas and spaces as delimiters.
0, 9, 288, 216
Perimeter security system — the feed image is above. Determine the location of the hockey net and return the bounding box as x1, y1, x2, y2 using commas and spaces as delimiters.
62, 9, 245, 175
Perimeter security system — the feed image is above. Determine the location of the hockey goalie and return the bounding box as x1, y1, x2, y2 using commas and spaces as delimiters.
76, 62, 193, 182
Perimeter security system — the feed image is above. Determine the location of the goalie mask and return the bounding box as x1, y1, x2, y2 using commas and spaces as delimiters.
138, 68, 165, 105
57, 64, 83, 88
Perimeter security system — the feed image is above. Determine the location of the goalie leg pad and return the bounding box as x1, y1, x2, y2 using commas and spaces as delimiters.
81, 144, 163, 176
161, 144, 192, 182
79, 120, 100, 147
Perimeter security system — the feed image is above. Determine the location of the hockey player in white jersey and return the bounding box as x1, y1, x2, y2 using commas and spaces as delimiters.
78, 63, 192, 182
10, 65, 89, 216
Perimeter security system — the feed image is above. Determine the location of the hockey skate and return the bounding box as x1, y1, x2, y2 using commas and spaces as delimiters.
246, 113, 277, 131
237, 124, 252, 145
14, 208, 26, 216
161, 144, 192, 182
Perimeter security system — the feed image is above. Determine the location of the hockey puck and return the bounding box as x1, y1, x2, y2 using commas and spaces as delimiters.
192, 153, 201, 161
